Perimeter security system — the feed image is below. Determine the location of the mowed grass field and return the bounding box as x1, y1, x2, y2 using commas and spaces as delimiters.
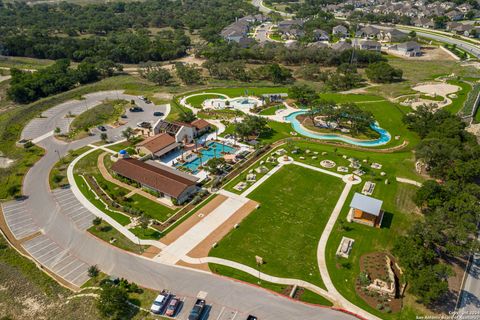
210, 165, 345, 289
325, 181, 423, 319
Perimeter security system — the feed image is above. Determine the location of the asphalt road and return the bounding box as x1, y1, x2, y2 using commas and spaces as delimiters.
14, 91, 358, 320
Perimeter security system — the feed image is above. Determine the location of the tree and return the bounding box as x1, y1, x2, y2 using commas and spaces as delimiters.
88, 265, 100, 278
121, 127, 134, 142
288, 84, 318, 106
178, 110, 197, 123
92, 217, 102, 226
175, 62, 202, 85
96, 284, 130, 319
365, 62, 402, 83
100, 133, 108, 141
138, 62, 172, 85
204, 157, 226, 175
268, 63, 293, 84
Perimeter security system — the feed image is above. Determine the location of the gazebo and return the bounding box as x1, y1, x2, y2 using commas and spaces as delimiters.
348, 193, 384, 228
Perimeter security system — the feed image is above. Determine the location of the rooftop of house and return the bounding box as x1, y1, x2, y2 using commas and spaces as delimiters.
155, 120, 183, 135
111, 158, 197, 198
191, 119, 211, 130
136, 133, 177, 153
397, 41, 421, 50
350, 192, 383, 216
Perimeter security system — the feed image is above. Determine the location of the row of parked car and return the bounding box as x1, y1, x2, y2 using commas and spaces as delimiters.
150, 290, 258, 320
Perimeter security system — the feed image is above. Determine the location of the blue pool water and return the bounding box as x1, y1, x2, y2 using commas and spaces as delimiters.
177, 142, 236, 173
284, 110, 391, 147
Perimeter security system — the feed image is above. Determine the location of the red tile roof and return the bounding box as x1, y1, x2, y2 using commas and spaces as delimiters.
191, 119, 211, 130
136, 133, 176, 153
111, 158, 196, 198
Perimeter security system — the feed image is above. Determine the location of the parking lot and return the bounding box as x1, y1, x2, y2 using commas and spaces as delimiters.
22, 234, 90, 287
1, 200, 40, 240
155, 294, 247, 320
53, 188, 95, 230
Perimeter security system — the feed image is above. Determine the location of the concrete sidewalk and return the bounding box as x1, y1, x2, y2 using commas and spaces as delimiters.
156, 193, 252, 265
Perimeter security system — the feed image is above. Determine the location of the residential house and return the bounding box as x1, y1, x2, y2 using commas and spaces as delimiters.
135, 133, 180, 159
355, 25, 381, 39
446, 9, 464, 21
331, 41, 353, 51
379, 28, 408, 42
413, 17, 434, 28
348, 192, 384, 228
395, 41, 422, 56
111, 158, 198, 204
221, 20, 249, 43
458, 3, 473, 14
312, 29, 330, 41
453, 24, 474, 36
354, 39, 381, 51
333, 25, 349, 38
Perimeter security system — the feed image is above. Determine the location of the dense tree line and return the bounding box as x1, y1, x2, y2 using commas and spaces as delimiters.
8, 59, 119, 103
394, 106, 480, 306
0, 0, 255, 63
198, 42, 386, 66
1, 29, 190, 64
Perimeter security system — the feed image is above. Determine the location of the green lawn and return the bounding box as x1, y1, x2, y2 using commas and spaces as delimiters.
210, 165, 345, 289
70, 99, 126, 135
324, 181, 422, 319
128, 194, 177, 222
259, 104, 285, 115
443, 80, 471, 114
74, 174, 131, 226
88, 221, 147, 254
186, 93, 226, 108
49, 146, 91, 189
129, 226, 162, 240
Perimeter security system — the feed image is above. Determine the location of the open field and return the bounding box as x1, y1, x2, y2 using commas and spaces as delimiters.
210, 165, 344, 289
443, 80, 472, 114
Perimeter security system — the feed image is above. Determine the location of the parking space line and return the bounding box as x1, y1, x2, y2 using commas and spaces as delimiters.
9, 220, 35, 229
8, 215, 32, 224
55, 257, 78, 275
3, 206, 26, 214
69, 209, 89, 220
63, 263, 87, 280
50, 254, 74, 270
36, 246, 62, 261
42, 250, 68, 267
216, 307, 226, 320
10, 222, 36, 232
29, 242, 56, 255
70, 269, 88, 284
23, 237, 50, 250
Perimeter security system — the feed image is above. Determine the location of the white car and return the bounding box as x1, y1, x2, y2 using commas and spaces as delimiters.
150, 293, 169, 314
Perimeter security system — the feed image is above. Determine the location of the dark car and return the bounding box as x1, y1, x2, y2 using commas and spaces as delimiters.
164, 297, 180, 317
137, 121, 151, 129
247, 316, 258, 320
121, 114, 127, 119
129, 106, 143, 112
153, 111, 164, 117
188, 299, 205, 320
97, 125, 107, 131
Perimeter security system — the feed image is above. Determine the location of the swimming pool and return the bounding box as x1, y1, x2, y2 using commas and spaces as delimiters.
176, 142, 236, 174
284, 110, 391, 147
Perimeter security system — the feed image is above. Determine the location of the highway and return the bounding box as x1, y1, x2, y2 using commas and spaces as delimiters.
4, 91, 359, 320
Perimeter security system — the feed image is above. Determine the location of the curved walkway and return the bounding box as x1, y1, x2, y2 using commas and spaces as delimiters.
1, 90, 358, 320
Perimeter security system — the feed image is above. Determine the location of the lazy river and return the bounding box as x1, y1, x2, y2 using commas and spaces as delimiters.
284, 110, 391, 147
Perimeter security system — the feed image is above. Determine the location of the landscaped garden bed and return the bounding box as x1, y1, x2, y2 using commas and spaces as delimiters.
356, 252, 404, 313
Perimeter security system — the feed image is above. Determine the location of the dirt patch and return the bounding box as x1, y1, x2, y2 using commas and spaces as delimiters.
387, 46, 455, 61
153, 92, 173, 101
0, 156, 14, 168
161, 195, 228, 245
187, 200, 259, 259
356, 252, 404, 314
413, 82, 460, 97
141, 245, 161, 259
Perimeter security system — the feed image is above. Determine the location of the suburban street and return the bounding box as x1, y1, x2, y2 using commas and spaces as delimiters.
2, 91, 359, 320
